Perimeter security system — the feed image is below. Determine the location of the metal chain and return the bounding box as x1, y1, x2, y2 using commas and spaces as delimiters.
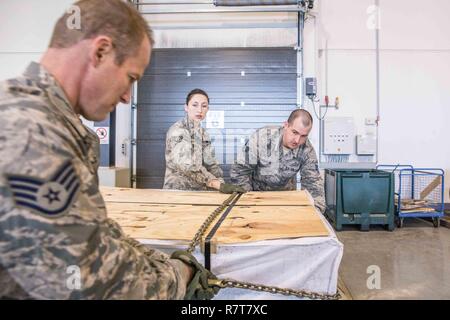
209, 279, 341, 300
187, 192, 238, 254
188, 192, 341, 300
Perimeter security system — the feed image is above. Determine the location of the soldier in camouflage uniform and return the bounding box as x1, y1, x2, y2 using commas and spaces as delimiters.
164, 89, 245, 194
0, 0, 218, 300
230, 109, 326, 213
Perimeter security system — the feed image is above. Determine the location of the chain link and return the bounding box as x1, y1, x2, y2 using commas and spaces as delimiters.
187, 192, 238, 254
211, 279, 341, 300
188, 193, 341, 300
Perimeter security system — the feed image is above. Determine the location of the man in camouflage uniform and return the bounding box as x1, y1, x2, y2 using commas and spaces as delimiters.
230, 109, 326, 213
0, 0, 217, 300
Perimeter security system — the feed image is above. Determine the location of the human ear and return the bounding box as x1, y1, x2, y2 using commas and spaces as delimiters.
91, 36, 114, 67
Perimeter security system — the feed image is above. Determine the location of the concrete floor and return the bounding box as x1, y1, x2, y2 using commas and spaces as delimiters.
336, 218, 450, 300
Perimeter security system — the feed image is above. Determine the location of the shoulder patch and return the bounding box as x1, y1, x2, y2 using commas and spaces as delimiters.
6, 160, 80, 217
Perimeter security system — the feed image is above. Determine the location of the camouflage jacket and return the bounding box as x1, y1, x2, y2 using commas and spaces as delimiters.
163, 116, 223, 191
0, 62, 187, 299
230, 125, 326, 213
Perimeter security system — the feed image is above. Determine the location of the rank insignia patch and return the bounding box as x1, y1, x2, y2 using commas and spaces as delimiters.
6, 160, 80, 217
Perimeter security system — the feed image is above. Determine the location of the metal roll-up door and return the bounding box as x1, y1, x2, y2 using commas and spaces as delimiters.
136, 48, 297, 188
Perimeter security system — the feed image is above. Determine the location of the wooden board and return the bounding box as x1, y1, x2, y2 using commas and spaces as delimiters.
100, 186, 230, 205
338, 276, 353, 300
105, 198, 329, 244
419, 176, 442, 200
238, 191, 313, 206
106, 203, 214, 241
400, 207, 437, 213
214, 205, 329, 243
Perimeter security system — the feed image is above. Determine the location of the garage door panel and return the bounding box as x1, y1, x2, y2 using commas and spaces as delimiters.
149, 48, 296, 69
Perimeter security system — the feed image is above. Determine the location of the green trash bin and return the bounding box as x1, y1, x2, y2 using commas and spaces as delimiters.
324, 169, 395, 231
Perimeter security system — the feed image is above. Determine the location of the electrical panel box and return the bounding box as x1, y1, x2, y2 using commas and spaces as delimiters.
305, 77, 317, 97
323, 117, 355, 155
356, 134, 376, 155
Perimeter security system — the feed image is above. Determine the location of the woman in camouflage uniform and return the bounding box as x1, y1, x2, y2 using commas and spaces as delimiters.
163, 89, 243, 193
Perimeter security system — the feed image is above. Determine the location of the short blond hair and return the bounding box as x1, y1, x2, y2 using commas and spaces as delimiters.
49, 0, 154, 65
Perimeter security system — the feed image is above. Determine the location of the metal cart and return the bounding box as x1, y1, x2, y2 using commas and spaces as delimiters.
377, 165, 445, 228
376, 164, 413, 195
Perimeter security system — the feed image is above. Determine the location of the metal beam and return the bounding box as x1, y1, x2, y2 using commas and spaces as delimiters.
137, 1, 213, 4
139, 7, 306, 14
136, 0, 306, 6
214, 0, 302, 5
297, 11, 304, 109
375, 0, 380, 164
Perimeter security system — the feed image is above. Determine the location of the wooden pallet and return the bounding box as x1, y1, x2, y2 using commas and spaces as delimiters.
337, 276, 353, 300
101, 187, 340, 299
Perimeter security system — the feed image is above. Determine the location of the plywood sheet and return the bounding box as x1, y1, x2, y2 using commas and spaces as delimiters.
214, 206, 329, 243
105, 202, 328, 244
100, 186, 229, 205
238, 191, 313, 206
106, 203, 215, 241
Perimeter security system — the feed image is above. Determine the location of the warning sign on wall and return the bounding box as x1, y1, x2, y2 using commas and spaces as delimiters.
95, 127, 109, 144
206, 110, 224, 129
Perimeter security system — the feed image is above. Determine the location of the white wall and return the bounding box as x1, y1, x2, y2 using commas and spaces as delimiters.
0, 1, 73, 78
378, 0, 450, 202
316, 0, 450, 200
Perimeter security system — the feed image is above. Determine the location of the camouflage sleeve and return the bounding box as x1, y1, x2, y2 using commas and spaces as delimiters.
202, 131, 224, 183
300, 142, 326, 213
165, 128, 220, 186
230, 134, 257, 191
0, 191, 189, 299
0, 111, 189, 300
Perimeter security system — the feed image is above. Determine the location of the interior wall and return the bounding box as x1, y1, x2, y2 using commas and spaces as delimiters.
378, 0, 450, 201
0, 1, 72, 79
317, 0, 450, 201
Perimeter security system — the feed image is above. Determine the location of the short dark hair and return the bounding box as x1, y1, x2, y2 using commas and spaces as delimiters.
186, 88, 209, 105
287, 109, 313, 127
49, 0, 154, 65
